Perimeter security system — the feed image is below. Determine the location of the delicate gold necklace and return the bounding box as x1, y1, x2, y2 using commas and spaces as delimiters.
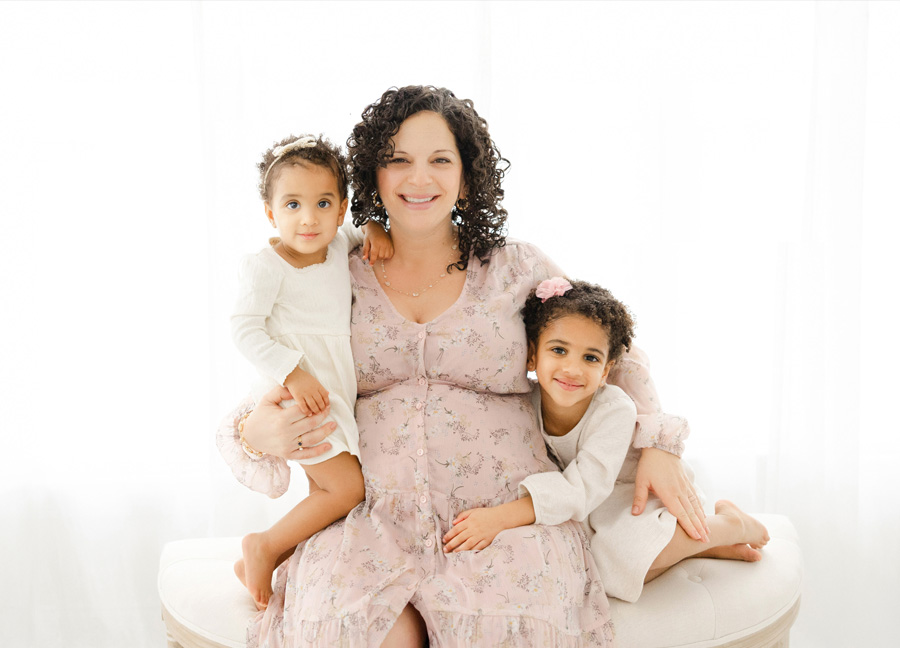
380, 243, 459, 298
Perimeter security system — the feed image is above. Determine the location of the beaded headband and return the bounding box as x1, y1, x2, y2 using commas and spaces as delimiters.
262, 136, 319, 189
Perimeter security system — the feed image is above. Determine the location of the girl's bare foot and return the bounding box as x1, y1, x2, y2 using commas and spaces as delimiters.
696, 542, 762, 561
241, 532, 277, 611
713, 499, 770, 550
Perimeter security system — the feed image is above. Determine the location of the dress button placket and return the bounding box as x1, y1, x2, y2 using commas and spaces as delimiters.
415, 324, 434, 568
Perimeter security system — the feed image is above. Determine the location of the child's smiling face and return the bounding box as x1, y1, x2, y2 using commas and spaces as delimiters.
265, 162, 347, 267
527, 314, 613, 412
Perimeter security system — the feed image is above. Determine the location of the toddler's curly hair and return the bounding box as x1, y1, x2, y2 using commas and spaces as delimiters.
523, 279, 636, 364
257, 134, 349, 203
347, 85, 509, 271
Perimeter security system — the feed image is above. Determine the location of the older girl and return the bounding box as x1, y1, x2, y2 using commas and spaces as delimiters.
443, 278, 769, 603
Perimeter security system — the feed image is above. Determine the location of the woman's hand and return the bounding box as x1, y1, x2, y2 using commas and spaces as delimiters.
242, 386, 336, 461
633, 447, 709, 542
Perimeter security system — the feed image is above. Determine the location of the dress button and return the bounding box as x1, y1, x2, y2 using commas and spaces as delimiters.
417, 331, 426, 339
420, 495, 427, 504
416, 401, 424, 410
418, 377, 427, 386
407, 582, 415, 591
416, 448, 424, 456
425, 539, 434, 548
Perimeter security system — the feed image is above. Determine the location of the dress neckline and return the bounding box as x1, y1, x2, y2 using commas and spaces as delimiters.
364, 252, 473, 326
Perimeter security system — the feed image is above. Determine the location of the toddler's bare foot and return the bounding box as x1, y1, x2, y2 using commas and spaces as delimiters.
241, 532, 277, 611
714, 499, 770, 549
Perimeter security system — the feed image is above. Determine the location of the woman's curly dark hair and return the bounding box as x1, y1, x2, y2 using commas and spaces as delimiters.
347, 85, 509, 271
257, 134, 348, 203
523, 279, 636, 364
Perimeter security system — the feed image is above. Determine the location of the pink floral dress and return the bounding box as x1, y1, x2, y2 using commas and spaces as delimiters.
221, 240, 616, 647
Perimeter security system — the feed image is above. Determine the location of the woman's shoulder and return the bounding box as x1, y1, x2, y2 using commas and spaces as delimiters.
481, 237, 564, 283
491, 237, 547, 259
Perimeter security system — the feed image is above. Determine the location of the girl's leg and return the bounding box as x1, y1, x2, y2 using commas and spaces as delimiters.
238, 451, 365, 609
380, 604, 428, 648
644, 500, 770, 584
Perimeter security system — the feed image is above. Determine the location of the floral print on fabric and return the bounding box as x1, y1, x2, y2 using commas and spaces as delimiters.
235, 240, 616, 647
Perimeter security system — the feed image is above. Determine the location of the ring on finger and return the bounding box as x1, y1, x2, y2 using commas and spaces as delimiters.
297, 437, 303, 448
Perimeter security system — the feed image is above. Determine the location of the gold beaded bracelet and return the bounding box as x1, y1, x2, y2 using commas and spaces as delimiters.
238, 410, 265, 458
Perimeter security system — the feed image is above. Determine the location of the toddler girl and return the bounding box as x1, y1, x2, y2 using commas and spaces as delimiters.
231, 134, 392, 610
442, 277, 770, 602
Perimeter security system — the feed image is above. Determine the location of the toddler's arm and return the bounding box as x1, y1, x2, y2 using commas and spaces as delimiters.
231, 254, 306, 389
283, 365, 330, 415
362, 221, 393, 263
339, 220, 393, 264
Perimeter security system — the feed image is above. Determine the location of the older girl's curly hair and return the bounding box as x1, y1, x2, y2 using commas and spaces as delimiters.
523, 279, 636, 364
347, 86, 509, 271
257, 134, 349, 203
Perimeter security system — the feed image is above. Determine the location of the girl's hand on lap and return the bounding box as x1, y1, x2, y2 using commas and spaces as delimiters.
285, 367, 330, 415
633, 447, 710, 542
442, 508, 504, 553
242, 386, 336, 461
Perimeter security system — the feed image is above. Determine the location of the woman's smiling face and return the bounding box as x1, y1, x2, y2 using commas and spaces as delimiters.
375, 111, 465, 235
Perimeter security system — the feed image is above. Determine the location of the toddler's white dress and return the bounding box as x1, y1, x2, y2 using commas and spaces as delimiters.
231, 225, 362, 465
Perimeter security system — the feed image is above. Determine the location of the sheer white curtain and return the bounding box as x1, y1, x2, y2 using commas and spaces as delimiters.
1, 2, 896, 646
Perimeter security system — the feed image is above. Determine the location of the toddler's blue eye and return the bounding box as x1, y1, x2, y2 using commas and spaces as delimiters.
318, 200, 331, 209
550, 347, 566, 355
585, 355, 600, 363
287, 201, 299, 209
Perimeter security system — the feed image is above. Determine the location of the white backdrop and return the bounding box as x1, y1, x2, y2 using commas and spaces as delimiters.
1, 1, 897, 646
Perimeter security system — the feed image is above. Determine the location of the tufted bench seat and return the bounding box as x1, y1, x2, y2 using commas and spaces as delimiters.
158, 514, 801, 648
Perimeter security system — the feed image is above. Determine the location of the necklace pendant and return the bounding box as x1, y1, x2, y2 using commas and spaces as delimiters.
412, 292, 419, 297
385, 281, 391, 286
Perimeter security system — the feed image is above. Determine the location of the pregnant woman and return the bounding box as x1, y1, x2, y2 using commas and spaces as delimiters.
221, 85, 701, 647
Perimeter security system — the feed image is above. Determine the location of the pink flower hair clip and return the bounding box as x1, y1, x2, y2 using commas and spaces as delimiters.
535, 277, 573, 303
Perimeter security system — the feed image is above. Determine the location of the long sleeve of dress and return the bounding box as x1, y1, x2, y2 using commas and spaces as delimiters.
607, 346, 690, 456
518, 390, 636, 526
215, 398, 291, 498
231, 254, 304, 386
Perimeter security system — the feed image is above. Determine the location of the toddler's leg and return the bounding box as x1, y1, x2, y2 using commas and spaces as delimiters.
238, 452, 365, 610
645, 499, 770, 584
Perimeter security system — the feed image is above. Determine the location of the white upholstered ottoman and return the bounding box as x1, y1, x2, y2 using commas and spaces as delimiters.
158, 514, 801, 648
